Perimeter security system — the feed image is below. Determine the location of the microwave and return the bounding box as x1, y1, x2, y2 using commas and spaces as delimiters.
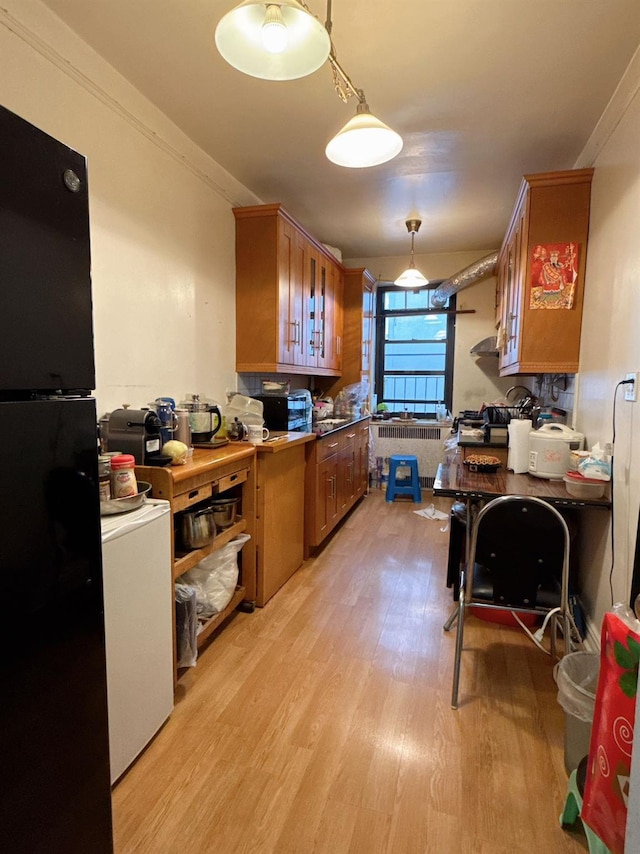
256, 391, 312, 432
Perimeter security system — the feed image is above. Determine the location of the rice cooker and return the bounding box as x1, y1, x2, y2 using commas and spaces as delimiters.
528, 423, 585, 479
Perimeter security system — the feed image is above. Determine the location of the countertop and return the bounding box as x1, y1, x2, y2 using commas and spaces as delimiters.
252, 431, 316, 453
138, 443, 256, 484
433, 461, 611, 509
312, 415, 370, 438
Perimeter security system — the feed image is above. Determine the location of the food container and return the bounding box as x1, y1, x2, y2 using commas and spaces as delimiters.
563, 473, 606, 499
180, 506, 216, 549
210, 497, 240, 529
463, 455, 502, 473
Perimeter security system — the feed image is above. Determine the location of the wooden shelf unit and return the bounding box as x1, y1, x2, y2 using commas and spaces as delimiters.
136, 445, 257, 676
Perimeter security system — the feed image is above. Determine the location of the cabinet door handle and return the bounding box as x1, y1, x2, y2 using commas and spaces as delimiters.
336, 335, 341, 355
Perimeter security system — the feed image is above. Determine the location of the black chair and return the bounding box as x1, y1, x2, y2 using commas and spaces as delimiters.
444, 494, 579, 709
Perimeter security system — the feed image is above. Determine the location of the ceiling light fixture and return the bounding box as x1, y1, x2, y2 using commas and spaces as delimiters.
214, 1, 403, 168
324, 50, 403, 168
215, 0, 331, 81
394, 220, 429, 288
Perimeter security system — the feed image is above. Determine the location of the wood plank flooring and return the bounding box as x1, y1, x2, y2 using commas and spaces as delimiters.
112, 490, 587, 853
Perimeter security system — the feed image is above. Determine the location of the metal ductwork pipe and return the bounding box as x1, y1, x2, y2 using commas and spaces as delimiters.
430, 251, 498, 307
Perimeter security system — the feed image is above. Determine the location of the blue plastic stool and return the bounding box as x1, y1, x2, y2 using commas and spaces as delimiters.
386, 455, 422, 503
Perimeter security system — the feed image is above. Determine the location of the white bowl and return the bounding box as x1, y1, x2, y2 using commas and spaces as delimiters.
563, 475, 605, 499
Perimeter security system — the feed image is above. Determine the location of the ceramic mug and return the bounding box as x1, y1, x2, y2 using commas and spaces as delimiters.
247, 424, 269, 444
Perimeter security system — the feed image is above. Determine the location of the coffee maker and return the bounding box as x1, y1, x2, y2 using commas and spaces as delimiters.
106, 408, 171, 465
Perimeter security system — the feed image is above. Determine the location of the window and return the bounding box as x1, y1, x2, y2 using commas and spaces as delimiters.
374, 283, 455, 417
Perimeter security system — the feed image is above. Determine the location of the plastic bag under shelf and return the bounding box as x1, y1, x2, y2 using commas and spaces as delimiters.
178, 534, 250, 618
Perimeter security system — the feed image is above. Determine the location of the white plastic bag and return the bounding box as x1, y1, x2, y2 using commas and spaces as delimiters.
179, 534, 250, 618
175, 583, 198, 668
577, 442, 612, 481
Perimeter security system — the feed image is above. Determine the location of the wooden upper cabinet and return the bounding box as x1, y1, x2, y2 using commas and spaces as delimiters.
234, 204, 343, 377
324, 267, 375, 404
496, 169, 593, 376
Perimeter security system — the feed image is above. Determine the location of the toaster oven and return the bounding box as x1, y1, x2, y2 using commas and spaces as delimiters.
256, 391, 312, 432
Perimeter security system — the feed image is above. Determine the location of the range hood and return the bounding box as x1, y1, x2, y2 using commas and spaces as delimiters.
470, 336, 499, 357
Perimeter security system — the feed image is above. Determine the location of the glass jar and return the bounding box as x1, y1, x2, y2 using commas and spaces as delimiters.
110, 453, 138, 498
98, 454, 112, 502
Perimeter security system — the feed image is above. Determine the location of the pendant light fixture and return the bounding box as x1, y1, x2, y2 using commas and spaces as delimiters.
214, 0, 331, 81
214, 1, 403, 168
394, 220, 429, 288
324, 61, 403, 168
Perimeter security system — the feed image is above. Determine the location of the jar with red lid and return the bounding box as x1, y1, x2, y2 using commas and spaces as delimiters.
110, 454, 138, 498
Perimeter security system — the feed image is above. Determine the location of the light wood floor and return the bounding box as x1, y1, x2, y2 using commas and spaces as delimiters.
112, 490, 587, 853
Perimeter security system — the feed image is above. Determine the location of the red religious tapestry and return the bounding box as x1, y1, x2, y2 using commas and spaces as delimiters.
529, 242, 579, 309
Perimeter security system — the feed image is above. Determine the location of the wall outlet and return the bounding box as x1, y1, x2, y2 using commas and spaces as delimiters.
625, 372, 638, 401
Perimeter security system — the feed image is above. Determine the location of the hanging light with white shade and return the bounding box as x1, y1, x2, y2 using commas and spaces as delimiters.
214, 0, 331, 81
214, 1, 403, 168
394, 220, 429, 288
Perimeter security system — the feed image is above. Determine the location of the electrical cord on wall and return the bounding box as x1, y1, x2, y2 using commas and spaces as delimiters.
609, 378, 634, 605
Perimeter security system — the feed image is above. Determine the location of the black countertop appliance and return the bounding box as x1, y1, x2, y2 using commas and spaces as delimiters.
0, 105, 113, 852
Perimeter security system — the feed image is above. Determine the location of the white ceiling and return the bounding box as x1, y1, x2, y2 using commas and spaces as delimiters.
40, 0, 640, 259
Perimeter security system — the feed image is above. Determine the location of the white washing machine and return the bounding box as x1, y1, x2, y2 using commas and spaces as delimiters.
101, 499, 174, 783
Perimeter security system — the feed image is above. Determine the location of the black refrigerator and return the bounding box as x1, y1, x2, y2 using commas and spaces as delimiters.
0, 105, 113, 852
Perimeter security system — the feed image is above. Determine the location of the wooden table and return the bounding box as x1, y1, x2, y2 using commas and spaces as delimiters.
433, 462, 611, 509
433, 461, 611, 609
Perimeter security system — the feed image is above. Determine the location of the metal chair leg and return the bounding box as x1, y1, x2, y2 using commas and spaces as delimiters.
443, 604, 458, 632
451, 588, 466, 709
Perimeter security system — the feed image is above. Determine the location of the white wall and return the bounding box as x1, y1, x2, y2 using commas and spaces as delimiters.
0, 0, 260, 417
574, 50, 640, 632
343, 251, 515, 414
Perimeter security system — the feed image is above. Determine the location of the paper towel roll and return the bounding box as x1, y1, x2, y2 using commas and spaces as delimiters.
507, 419, 532, 473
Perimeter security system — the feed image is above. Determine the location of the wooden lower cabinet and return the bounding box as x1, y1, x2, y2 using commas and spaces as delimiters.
136, 446, 257, 680
254, 435, 315, 605
305, 418, 370, 553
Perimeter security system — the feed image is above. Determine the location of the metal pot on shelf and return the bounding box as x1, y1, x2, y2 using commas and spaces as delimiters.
180, 505, 216, 549
180, 394, 222, 443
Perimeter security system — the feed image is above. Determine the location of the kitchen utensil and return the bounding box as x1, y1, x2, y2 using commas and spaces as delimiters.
210, 497, 239, 529
100, 481, 152, 515
528, 423, 584, 479
151, 399, 178, 445
180, 505, 216, 549
227, 417, 248, 441
180, 394, 222, 443
174, 408, 192, 446
247, 424, 269, 444
106, 408, 169, 465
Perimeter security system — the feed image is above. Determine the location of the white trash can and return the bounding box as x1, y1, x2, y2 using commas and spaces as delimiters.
555, 651, 599, 774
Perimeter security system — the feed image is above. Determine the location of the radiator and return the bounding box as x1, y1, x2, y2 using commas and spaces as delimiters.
370, 422, 447, 489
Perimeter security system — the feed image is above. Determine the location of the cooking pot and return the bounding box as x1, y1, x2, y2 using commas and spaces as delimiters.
180, 505, 216, 549
180, 394, 222, 443
528, 423, 585, 479
210, 497, 239, 529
